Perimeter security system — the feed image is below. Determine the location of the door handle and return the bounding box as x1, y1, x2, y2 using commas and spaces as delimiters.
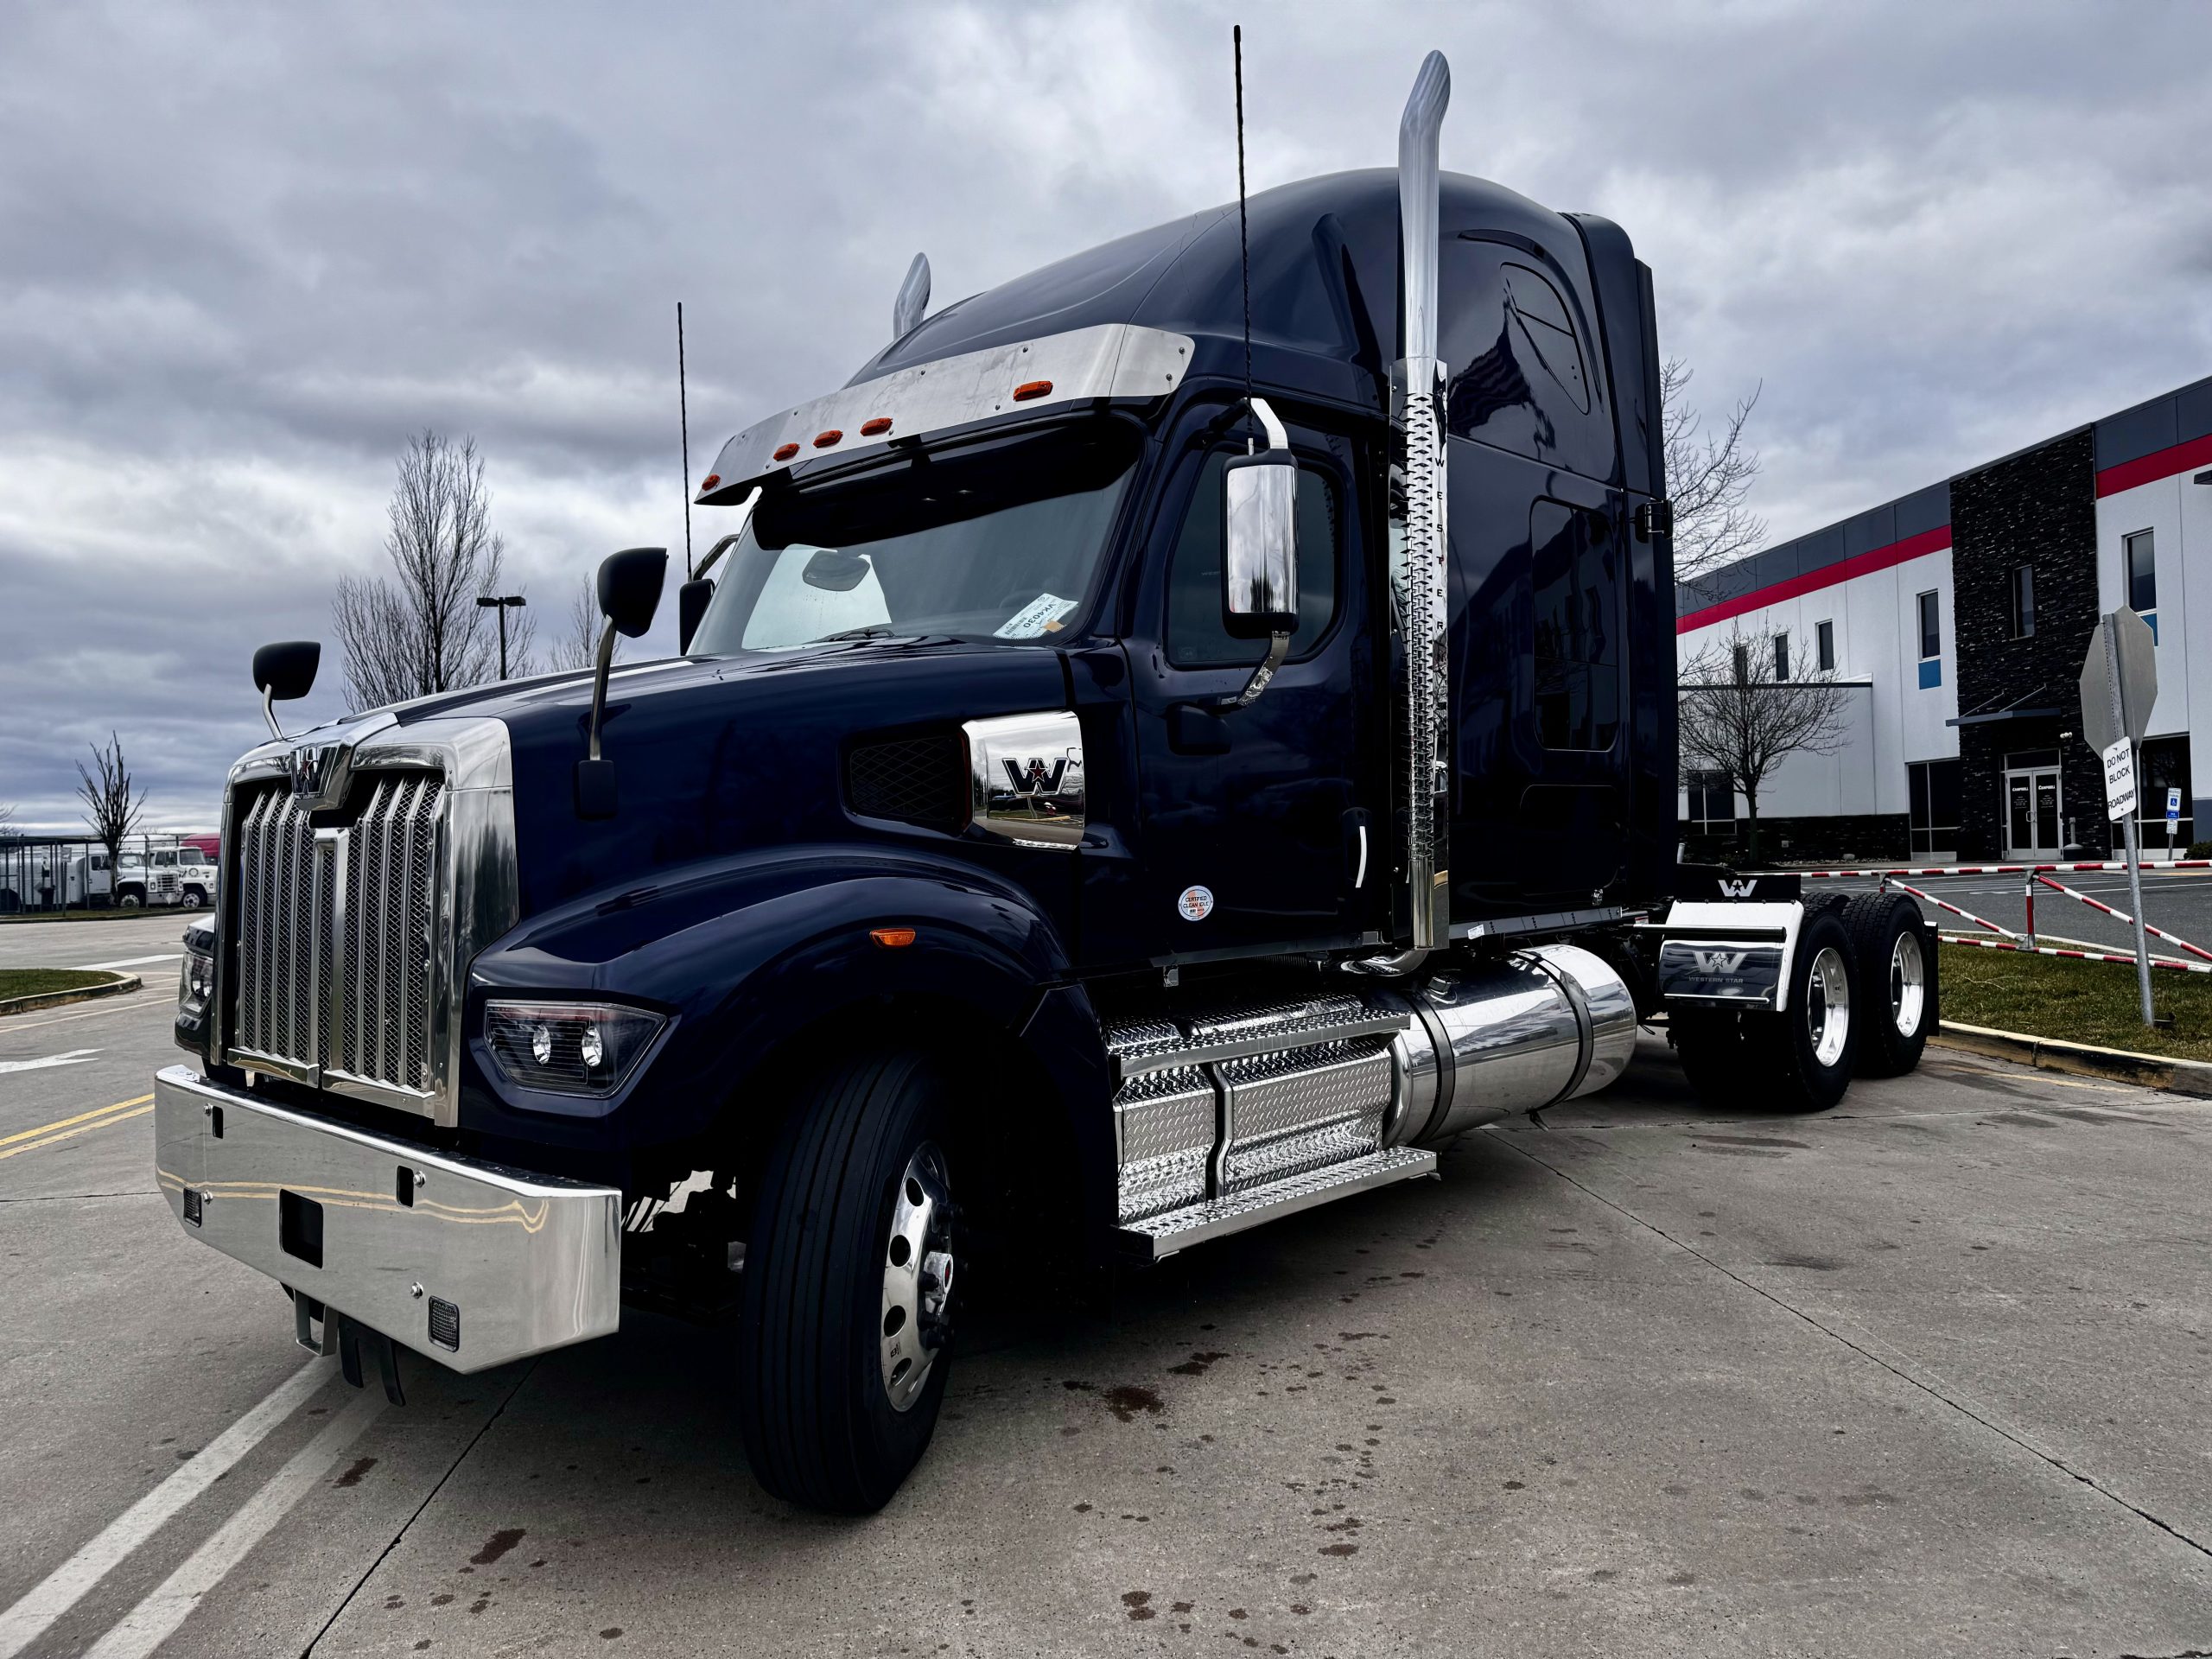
1343, 808, 1371, 888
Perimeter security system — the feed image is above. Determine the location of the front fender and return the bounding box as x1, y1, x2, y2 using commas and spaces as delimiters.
458, 843, 1098, 1155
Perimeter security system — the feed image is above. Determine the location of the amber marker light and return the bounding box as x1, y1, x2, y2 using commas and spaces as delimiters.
813, 429, 843, 448
860, 416, 893, 436
869, 927, 918, 949
699, 473, 721, 490
1012, 379, 1052, 401
772, 442, 799, 461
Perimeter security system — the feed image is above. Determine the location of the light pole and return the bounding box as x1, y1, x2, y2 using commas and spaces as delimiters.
476, 594, 526, 679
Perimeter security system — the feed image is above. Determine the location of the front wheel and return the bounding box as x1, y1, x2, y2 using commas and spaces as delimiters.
116, 889, 143, 910
1740, 910, 1859, 1112
737, 1051, 958, 1513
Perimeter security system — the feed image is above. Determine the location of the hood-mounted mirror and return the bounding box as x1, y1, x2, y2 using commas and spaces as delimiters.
251, 640, 321, 741
575, 547, 667, 819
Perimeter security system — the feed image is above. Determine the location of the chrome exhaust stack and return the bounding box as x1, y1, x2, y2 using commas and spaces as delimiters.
1381, 50, 1452, 973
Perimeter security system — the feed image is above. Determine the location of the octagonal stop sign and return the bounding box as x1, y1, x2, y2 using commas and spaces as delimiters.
2078, 607, 2158, 760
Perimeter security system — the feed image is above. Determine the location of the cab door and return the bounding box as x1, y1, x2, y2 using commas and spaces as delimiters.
1111, 406, 1383, 963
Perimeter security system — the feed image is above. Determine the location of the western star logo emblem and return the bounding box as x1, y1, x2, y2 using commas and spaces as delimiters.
1718, 878, 1758, 898
1001, 756, 1069, 798
1693, 948, 1749, 973
290, 745, 336, 799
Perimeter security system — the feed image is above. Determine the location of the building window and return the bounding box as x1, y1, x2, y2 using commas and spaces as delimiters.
2137, 735, 2193, 850
1815, 619, 1834, 671
1685, 770, 1735, 836
2126, 529, 2156, 614
1907, 759, 1961, 856
1773, 632, 1790, 681
2008, 564, 2035, 639
1732, 642, 1750, 683
1916, 590, 1942, 689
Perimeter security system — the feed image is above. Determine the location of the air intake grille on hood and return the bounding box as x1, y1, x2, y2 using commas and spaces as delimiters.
846, 734, 966, 834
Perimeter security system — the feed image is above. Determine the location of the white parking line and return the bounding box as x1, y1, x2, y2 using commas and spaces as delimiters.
85, 1390, 384, 1659
74, 955, 182, 972
0, 1050, 100, 1076
0, 1361, 333, 1659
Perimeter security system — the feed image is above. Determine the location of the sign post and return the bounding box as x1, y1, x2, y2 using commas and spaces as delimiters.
2168, 785, 2181, 859
2080, 608, 2158, 1024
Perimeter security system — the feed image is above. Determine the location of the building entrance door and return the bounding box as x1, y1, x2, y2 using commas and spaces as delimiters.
2004, 766, 2062, 860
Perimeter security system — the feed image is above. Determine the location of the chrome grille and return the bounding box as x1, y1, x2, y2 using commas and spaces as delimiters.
230, 770, 445, 1100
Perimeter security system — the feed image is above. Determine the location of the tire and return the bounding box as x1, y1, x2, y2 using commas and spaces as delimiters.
117, 889, 143, 910
1739, 911, 1859, 1112
737, 1050, 958, 1513
1841, 892, 1936, 1077
180, 887, 207, 911
1669, 1007, 1755, 1107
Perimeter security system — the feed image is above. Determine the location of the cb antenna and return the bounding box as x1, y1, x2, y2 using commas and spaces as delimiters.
677, 301, 693, 579
1234, 24, 1253, 452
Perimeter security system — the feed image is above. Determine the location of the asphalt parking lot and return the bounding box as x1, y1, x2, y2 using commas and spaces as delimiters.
3, 934, 2211, 1657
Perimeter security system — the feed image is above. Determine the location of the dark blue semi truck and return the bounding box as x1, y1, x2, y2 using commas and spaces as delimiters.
157, 54, 1936, 1511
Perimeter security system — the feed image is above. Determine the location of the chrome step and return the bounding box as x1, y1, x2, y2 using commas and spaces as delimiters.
1114, 1147, 1438, 1261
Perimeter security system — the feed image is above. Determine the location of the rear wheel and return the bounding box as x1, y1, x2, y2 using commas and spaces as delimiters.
737, 1050, 958, 1513
1740, 911, 1859, 1111
1841, 891, 1936, 1077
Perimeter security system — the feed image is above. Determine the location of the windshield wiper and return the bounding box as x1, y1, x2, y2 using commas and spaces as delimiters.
812, 624, 899, 643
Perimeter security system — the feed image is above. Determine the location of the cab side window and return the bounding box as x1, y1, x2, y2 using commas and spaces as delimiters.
1439, 238, 1615, 481
1166, 448, 1339, 667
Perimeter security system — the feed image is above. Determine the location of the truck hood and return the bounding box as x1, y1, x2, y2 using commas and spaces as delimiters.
461, 639, 1071, 918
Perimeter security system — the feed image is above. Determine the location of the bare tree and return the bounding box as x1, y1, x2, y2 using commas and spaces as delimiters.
1678, 626, 1851, 861
554, 573, 609, 671
1663, 358, 1766, 583
333, 431, 536, 709
75, 733, 149, 883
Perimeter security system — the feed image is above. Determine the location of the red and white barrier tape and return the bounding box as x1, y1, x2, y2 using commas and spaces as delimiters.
1799, 861, 2212, 879
2032, 872, 2212, 964
1941, 933, 2212, 974
1885, 878, 2018, 939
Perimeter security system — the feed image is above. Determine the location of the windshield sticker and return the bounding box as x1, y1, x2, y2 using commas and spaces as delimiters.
1177, 885, 1215, 921
994, 593, 1078, 639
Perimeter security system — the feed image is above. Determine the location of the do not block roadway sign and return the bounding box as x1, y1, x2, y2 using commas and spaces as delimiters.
2102, 739, 2137, 823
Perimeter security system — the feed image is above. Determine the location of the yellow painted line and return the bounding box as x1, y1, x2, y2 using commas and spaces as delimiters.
0, 1094, 153, 1148
0, 1103, 153, 1161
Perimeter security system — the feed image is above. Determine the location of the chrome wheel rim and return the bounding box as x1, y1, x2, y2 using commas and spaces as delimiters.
880, 1141, 953, 1413
1890, 930, 1926, 1039
1807, 944, 1852, 1068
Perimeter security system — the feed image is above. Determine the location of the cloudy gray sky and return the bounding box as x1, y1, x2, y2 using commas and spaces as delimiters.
4, 1, 2210, 830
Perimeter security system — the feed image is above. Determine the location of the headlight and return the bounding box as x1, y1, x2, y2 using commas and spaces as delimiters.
177, 942, 215, 1020
483, 1000, 664, 1097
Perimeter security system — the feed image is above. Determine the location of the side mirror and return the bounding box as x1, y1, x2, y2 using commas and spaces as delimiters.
251, 640, 320, 741
1220, 453, 1299, 639
597, 546, 668, 639
677, 579, 715, 653
576, 547, 668, 819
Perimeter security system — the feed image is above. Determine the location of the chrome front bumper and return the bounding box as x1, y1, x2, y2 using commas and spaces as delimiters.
153, 1065, 621, 1373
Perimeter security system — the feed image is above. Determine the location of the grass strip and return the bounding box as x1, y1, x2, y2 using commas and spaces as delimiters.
1940, 941, 2212, 1063
0, 969, 122, 1000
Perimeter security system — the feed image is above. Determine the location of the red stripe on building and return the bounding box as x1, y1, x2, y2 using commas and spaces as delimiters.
1675, 524, 1952, 635
2095, 430, 2212, 499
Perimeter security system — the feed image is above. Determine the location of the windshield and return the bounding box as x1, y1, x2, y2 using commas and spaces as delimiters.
689, 422, 1140, 653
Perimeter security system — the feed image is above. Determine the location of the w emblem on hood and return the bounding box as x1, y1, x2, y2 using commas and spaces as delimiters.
1001, 756, 1069, 798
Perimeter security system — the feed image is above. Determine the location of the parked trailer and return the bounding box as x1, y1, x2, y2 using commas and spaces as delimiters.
155, 54, 1935, 1512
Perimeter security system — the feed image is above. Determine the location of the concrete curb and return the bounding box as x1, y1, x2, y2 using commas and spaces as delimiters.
1933, 1019, 2212, 1098
0, 972, 144, 1018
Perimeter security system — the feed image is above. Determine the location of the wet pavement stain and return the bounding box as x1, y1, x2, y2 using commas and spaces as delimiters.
1122, 1590, 1155, 1621
1169, 1351, 1229, 1376
469, 1528, 526, 1567
334, 1456, 377, 1489
1103, 1384, 1163, 1422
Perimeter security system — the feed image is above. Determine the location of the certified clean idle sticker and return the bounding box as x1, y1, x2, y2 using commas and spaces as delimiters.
1177, 885, 1215, 921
